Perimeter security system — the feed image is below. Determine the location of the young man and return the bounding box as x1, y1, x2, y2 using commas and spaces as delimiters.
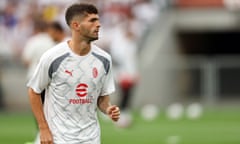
27, 3, 120, 144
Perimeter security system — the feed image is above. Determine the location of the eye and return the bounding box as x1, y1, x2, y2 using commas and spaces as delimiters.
89, 18, 98, 23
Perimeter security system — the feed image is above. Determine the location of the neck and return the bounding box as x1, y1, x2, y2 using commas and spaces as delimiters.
68, 36, 91, 56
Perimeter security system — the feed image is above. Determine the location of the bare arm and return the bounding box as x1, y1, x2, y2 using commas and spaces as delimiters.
97, 95, 120, 122
28, 88, 53, 144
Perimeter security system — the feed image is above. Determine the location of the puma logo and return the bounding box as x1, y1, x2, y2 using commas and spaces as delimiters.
65, 70, 73, 76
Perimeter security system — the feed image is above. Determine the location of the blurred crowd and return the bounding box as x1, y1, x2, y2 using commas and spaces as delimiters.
0, 0, 169, 113
0, 0, 165, 60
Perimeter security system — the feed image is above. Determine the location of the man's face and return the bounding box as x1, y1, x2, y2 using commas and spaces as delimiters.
76, 14, 101, 41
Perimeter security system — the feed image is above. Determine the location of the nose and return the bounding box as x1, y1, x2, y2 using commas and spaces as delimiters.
96, 20, 101, 28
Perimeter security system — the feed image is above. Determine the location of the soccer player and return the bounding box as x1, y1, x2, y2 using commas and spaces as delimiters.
27, 3, 120, 144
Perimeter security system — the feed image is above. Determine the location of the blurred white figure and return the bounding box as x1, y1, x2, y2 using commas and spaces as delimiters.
132, 0, 159, 34
22, 19, 55, 80
110, 9, 140, 128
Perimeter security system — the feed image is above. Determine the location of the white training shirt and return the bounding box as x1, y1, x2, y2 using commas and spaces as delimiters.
22, 33, 55, 80
27, 41, 115, 144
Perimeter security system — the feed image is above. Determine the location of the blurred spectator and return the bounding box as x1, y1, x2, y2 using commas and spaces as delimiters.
0, 1, 18, 58
21, 18, 55, 80
11, 3, 35, 60
132, 0, 159, 36
109, 8, 139, 128
1, 1, 18, 29
47, 21, 69, 43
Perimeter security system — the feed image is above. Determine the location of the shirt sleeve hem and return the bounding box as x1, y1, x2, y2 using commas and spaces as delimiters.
27, 85, 42, 94
100, 89, 115, 96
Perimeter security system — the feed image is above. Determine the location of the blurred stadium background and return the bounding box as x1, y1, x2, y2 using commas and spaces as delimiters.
1, 0, 240, 144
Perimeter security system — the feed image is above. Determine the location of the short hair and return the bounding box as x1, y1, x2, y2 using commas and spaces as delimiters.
49, 21, 64, 32
65, 3, 98, 26
33, 18, 48, 32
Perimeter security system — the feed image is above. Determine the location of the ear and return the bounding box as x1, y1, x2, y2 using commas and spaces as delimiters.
71, 21, 80, 30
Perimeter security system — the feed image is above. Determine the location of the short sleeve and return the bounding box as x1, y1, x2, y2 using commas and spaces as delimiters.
100, 59, 115, 96
27, 54, 51, 94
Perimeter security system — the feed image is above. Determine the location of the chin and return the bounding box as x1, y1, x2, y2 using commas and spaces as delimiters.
91, 37, 98, 41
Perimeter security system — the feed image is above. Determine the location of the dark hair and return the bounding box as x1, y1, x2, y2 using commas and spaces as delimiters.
65, 3, 98, 26
49, 21, 64, 32
33, 18, 48, 32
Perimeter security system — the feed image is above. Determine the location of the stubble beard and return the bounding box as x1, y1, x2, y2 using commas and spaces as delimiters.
88, 36, 98, 42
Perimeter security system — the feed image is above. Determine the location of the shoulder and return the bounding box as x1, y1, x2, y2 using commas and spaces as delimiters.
91, 44, 112, 74
40, 41, 70, 63
92, 44, 112, 60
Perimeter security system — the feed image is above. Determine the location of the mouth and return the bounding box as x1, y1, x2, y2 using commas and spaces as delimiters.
94, 28, 99, 33
93, 31, 99, 37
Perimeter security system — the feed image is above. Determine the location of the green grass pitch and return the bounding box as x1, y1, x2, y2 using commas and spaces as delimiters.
0, 107, 240, 144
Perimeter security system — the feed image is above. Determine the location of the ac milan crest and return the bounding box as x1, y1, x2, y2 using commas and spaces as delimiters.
92, 67, 98, 78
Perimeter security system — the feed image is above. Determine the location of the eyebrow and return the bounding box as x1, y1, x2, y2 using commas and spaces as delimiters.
89, 17, 99, 22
